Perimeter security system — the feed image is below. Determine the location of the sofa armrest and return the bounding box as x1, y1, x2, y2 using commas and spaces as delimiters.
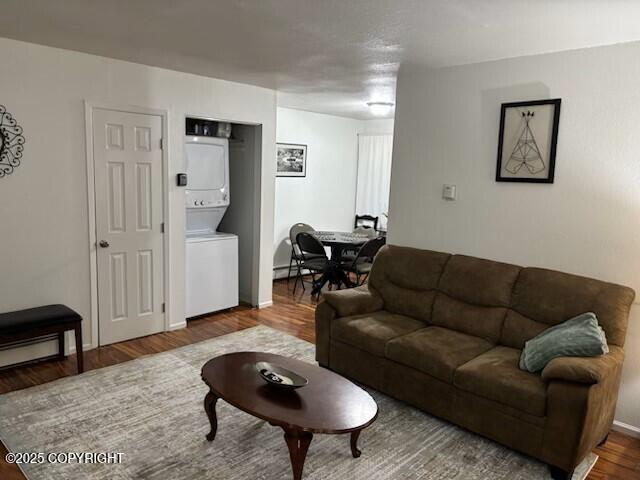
322, 285, 384, 318
315, 285, 383, 366
542, 345, 625, 470
541, 346, 624, 384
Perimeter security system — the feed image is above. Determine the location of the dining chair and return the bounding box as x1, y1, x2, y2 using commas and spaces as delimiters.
342, 236, 386, 286
354, 214, 379, 231
288, 223, 321, 292
295, 232, 329, 295
341, 226, 376, 264
353, 225, 377, 238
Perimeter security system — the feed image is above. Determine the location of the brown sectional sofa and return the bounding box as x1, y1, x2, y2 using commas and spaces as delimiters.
315, 245, 635, 479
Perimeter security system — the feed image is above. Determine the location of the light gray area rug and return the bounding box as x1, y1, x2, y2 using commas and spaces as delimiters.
0, 325, 597, 480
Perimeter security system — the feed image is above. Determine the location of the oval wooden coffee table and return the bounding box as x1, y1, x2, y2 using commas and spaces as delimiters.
201, 352, 378, 480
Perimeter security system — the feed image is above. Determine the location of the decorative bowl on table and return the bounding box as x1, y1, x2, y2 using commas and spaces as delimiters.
256, 362, 308, 390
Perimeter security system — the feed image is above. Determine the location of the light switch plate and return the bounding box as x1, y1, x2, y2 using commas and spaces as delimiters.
443, 184, 456, 200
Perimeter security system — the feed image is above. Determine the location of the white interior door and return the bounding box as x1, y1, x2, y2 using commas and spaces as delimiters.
93, 108, 164, 346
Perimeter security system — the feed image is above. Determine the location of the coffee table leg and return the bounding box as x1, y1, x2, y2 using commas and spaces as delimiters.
350, 429, 362, 458
204, 391, 219, 441
283, 428, 313, 480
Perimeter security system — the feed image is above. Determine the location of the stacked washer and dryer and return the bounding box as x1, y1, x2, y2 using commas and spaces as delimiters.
185, 134, 239, 318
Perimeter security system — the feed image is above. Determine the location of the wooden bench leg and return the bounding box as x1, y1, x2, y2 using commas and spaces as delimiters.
74, 324, 84, 374
57, 331, 65, 360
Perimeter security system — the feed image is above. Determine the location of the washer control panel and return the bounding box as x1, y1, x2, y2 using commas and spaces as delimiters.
185, 189, 229, 209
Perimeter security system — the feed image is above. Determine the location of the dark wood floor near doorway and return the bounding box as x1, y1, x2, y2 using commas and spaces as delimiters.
0, 280, 639, 479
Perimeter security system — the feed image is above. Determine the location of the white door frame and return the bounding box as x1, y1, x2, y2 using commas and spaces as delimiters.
84, 101, 170, 350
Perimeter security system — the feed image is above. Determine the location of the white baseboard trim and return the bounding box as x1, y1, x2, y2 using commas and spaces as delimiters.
612, 420, 640, 438
273, 270, 290, 280
258, 300, 273, 309
273, 264, 314, 280
0, 336, 94, 366
273, 264, 293, 280
68, 323, 186, 354
0, 339, 58, 368
68, 342, 94, 354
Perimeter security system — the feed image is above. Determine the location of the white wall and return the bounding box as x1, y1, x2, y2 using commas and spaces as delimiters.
358, 118, 395, 136
274, 108, 358, 274
389, 41, 640, 434
0, 38, 276, 365
273, 108, 393, 276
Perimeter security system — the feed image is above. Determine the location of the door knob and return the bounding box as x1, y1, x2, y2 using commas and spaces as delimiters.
99, 240, 110, 248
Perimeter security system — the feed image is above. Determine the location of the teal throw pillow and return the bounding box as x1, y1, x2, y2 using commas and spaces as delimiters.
519, 312, 608, 373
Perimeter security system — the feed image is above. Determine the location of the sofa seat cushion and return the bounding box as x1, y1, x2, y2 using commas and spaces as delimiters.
454, 346, 547, 417
331, 311, 425, 357
385, 326, 494, 383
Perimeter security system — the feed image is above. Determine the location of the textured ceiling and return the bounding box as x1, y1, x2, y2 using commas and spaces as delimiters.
2, 1, 640, 119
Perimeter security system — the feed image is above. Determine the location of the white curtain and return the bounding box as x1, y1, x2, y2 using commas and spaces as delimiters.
356, 134, 393, 229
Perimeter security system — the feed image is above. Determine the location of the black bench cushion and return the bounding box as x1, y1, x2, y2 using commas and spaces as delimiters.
0, 304, 81, 334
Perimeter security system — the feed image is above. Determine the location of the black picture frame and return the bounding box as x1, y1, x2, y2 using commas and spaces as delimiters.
495, 98, 561, 183
277, 143, 307, 178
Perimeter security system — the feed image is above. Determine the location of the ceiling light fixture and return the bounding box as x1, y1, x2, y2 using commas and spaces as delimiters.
367, 101, 394, 116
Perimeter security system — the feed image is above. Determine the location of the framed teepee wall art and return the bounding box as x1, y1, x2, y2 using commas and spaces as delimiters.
495, 98, 561, 183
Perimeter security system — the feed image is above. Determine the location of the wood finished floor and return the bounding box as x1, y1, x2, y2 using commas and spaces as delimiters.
1, 279, 639, 479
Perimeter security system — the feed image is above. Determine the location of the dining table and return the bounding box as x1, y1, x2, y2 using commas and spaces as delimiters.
309, 230, 369, 295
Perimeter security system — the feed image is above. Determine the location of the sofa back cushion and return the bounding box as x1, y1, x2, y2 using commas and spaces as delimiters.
368, 245, 635, 348
368, 245, 450, 323
503, 267, 635, 348
431, 255, 521, 343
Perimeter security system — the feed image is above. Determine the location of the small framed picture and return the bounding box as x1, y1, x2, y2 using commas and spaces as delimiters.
496, 98, 561, 183
277, 143, 307, 177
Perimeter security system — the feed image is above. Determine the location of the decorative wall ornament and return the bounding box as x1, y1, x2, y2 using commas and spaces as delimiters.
0, 105, 25, 178
496, 98, 561, 183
